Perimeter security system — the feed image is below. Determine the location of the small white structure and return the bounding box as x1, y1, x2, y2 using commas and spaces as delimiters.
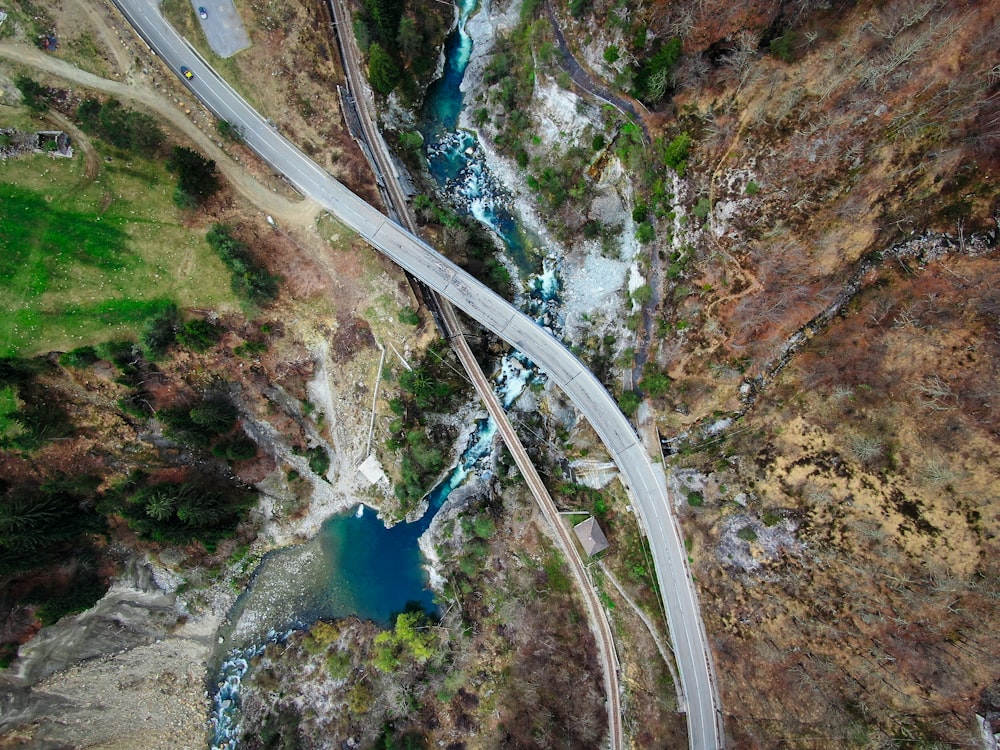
573, 516, 610, 557
357, 453, 387, 486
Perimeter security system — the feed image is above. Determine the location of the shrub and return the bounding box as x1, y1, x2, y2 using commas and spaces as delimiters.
398, 131, 423, 152
632, 284, 653, 305
593, 496, 608, 518
353, 17, 370, 53
618, 389, 642, 415
846, 431, 884, 466
96, 340, 140, 369
206, 225, 279, 304
520, 0, 542, 21
167, 146, 221, 208
32, 573, 106, 626
398, 306, 420, 325
177, 318, 222, 352
636, 221, 655, 244
769, 32, 797, 63
472, 515, 496, 540
15, 76, 50, 113
686, 490, 704, 507
603, 45, 620, 64
59, 346, 99, 369
75, 98, 164, 157
662, 132, 691, 176
141, 303, 180, 359
582, 219, 602, 239
216, 120, 244, 143
304, 621, 340, 653
234, 340, 268, 357
346, 681, 374, 714
736, 526, 758, 542
399, 366, 454, 410
640, 365, 671, 398
326, 650, 351, 679
543, 553, 572, 594
118, 392, 153, 419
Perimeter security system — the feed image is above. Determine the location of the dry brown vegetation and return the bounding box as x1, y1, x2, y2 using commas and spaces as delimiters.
672, 251, 1000, 746
624, 0, 1000, 404
542, 0, 1000, 745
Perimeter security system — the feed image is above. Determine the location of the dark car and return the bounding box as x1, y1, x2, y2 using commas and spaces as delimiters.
180, 66, 194, 80
198, 6, 207, 18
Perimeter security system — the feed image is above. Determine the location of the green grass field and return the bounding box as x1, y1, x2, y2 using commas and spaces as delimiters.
0, 136, 237, 357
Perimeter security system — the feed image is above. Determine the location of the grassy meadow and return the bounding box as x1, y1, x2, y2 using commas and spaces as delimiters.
0, 135, 237, 357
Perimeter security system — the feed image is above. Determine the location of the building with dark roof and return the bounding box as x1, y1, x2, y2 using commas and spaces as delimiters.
573, 516, 609, 557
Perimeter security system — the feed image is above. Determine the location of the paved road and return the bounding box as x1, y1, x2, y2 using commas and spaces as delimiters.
108, 1, 723, 745
193, 0, 250, 58
324, 3, 623, 744
543, 0, 650, 142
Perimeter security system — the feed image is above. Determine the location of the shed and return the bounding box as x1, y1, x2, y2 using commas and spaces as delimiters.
573, 516, 609, 557
357, 452, 387, 485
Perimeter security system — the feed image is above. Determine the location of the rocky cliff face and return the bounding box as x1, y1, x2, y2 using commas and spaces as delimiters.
0, 208, 426, 747
445, 0, 999, 744
0, 559, 212, 749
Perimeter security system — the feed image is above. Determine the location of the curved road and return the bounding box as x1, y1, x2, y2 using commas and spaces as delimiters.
323, 3, 622, 743
543, 0, 650, 142
107, 1, 723, 746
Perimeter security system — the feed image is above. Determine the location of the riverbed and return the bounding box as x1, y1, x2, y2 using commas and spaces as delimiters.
208, 0, 582, 744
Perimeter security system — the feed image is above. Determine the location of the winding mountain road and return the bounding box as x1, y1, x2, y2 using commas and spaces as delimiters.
104, 1, 724, 746
324, 1, 623, 744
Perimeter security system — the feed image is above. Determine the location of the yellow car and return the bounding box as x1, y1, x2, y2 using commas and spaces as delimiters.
180, 66, 194, 80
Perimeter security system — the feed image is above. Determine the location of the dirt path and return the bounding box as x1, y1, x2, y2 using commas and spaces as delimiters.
41, 109, 101, 181
62, 0, 136, 78
0, 41, 323, 228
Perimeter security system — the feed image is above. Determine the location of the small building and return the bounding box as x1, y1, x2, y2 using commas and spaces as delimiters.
35, 130, 73, 158
357, 452, 387, 486
573, 516, 609, 557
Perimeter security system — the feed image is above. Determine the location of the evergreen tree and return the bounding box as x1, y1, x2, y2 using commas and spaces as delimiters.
167, 146, 221, 208
189, 397, 238, 433
142, 303, 180, 359
368, 43, 400, 96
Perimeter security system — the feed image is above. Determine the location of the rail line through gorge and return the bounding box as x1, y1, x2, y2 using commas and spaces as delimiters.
108, 0, 725, 746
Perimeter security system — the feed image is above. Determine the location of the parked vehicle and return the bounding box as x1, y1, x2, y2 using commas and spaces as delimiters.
198, 7, 207, 18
